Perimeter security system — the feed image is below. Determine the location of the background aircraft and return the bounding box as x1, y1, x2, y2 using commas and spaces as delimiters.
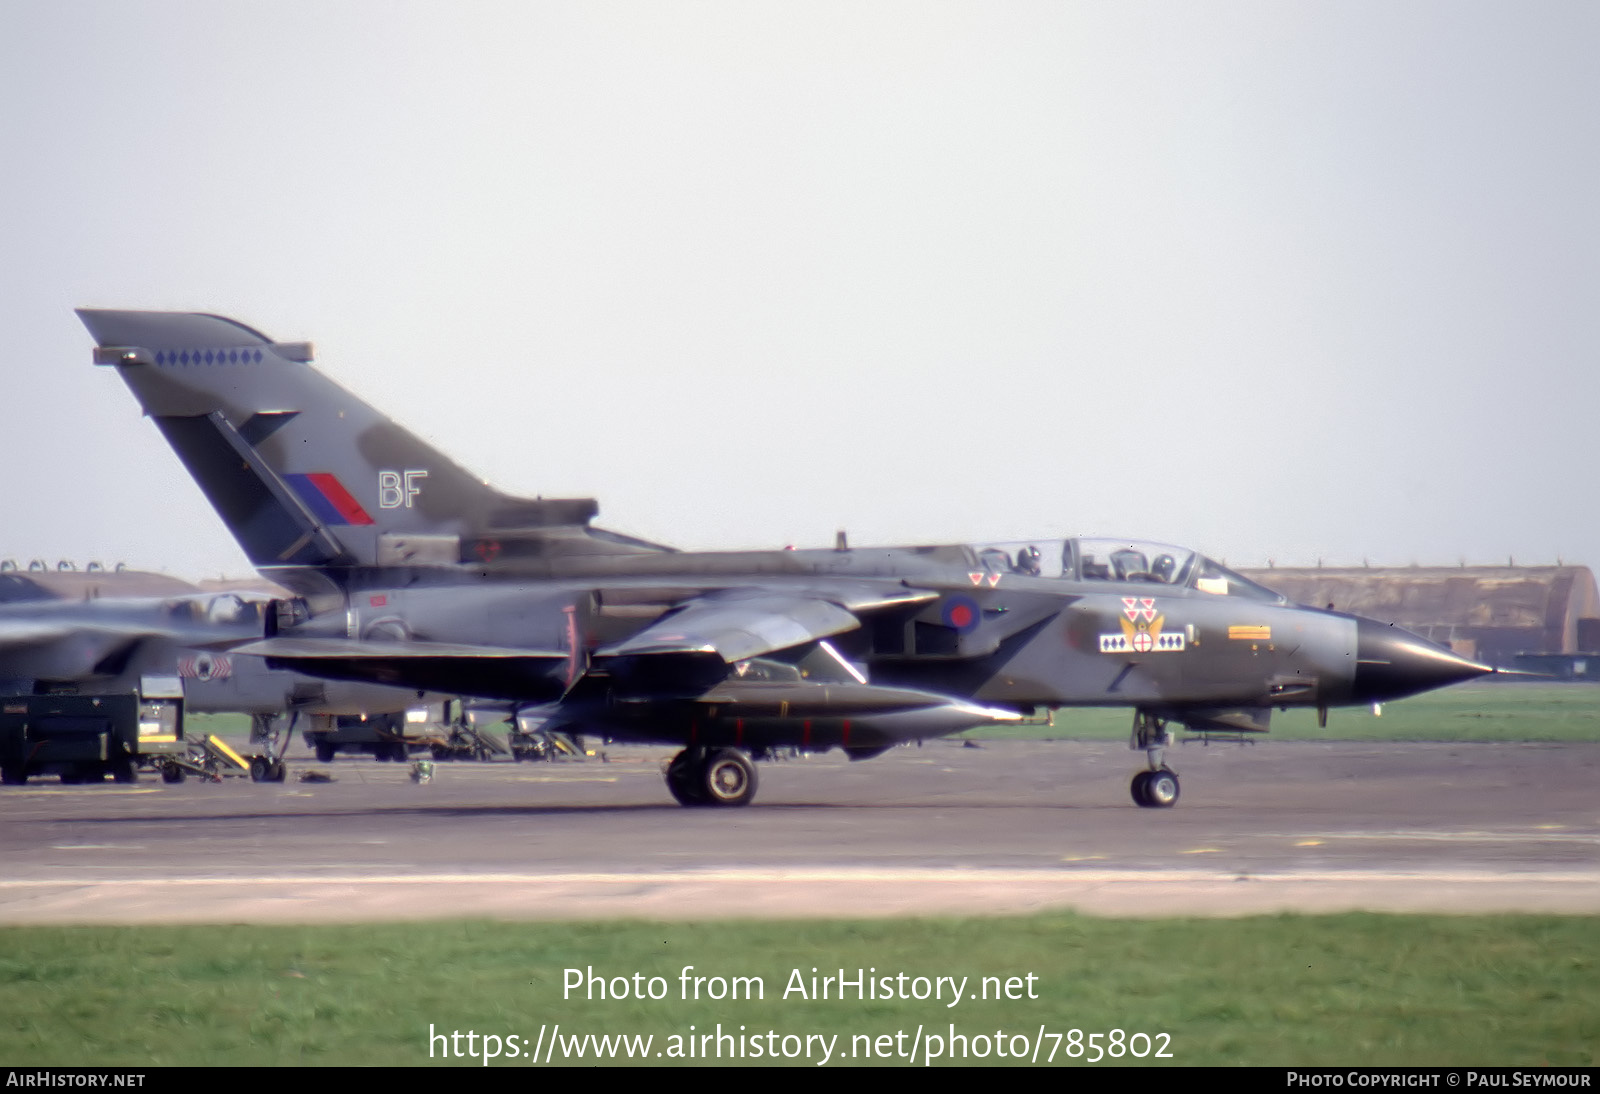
0, 570, 448, 782
79, 309, 1492, 807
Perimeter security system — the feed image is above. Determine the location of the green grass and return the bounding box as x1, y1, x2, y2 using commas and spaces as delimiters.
183, 712, 253, 738
1, 915, 1593, 1066
962, 681, 1600, 742
191, 682, 1600, 748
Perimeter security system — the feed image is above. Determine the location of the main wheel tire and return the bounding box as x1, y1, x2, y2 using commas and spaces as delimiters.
111, 760, 138, 784
268, 761, 287, 782
249, 757, 271, 782
665, 750, 707, 806
700, 749, 758, 807
1130, 770, 1152, 806
1143, 769, 1180, 808
314, 741, 336, 763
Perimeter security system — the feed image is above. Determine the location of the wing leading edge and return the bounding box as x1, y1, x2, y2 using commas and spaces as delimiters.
596, 592, 863, 663
234, 636, 570, 702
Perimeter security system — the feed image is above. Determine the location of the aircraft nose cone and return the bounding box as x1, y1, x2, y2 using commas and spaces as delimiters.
1350, 617, 1493, 703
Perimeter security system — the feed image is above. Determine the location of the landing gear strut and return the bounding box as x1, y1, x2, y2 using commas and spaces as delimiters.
248, 712, 290, 782
665, 747, 758, 807
1129, 710, 1179, 808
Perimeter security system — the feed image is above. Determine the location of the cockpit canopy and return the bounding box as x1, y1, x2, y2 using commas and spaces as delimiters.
967, 537, 1287, 603
160, 593, 266, 626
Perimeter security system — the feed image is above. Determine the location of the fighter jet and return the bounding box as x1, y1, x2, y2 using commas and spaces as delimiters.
77, 309, 1493, 807
0, 575, 449, 781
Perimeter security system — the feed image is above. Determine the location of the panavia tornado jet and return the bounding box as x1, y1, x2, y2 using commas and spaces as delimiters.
77, 309, 1493, 808
0, 576, 459, 782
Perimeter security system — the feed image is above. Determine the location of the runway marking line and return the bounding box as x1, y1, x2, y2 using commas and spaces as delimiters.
4, 868, 1600, 889
1315, 829, 1599, 845
3, 788, 160, 796
4, 870, 1596, 921
50, 845, 147, 851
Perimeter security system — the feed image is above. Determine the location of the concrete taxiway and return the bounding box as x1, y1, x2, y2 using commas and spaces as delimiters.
0, 739, 1595, 922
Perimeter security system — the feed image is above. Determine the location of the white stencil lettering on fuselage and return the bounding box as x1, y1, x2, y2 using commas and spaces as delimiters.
378, 469, 428, 509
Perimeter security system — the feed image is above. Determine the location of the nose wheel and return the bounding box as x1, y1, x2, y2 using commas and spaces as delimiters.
1130, 709, 1180, 808
665, 747, 759, 807
1131, 768, 1180, 808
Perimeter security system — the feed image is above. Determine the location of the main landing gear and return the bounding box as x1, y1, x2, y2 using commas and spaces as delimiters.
1130, 710, 1179, 808
248, 712, 292, 782
249, 756, 288, 783
664, 747, 758, 807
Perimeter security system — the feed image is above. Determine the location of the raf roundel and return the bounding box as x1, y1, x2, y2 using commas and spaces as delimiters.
941, 595, 981, 633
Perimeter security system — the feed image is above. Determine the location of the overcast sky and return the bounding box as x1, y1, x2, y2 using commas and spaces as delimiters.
2, 2, 1595, 579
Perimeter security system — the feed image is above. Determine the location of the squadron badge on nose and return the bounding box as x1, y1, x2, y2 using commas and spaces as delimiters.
1099, 598, 1185, 653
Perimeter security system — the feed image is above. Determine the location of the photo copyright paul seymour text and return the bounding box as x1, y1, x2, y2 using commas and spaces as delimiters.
1288, 1075, 1592, 1088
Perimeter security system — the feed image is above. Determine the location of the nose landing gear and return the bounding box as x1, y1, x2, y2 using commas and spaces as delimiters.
1130, 710, 1180, 809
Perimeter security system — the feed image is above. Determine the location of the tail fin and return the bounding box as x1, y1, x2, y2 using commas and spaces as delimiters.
77, 309, 605, 586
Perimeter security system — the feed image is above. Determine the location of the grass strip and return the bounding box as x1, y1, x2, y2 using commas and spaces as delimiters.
1, 913, 1593, 1066
962, 682, 1600, 742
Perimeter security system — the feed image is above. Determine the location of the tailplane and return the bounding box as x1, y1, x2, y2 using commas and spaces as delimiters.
78, 309, 629, 587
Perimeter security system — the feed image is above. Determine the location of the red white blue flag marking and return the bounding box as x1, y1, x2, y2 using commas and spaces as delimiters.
286, 473, 375, 526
